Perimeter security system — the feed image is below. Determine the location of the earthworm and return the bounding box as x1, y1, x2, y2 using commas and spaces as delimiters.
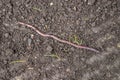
18, 22, 100, 53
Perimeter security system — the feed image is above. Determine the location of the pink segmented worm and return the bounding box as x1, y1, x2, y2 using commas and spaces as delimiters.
18, 22, 99, 53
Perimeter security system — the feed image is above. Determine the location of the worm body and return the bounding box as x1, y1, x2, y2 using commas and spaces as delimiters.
18, 22, 99, 53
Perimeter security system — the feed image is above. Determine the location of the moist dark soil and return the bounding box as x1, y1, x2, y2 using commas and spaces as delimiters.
0, 0, 120, 80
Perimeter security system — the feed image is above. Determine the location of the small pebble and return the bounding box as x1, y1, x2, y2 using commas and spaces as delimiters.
30, 34, 34, 39
40, 18, 45, 24
88, 0, 96, 5
117, 43, 120, 48
73, 6, 77, 11
28, 38, 32, 46
84, 0, 87, 2
15, 76, 22, 80
66, 68, 70, 72
91, 27, 101, 33
50, 2, 53, 6
3, 9, 5, 11
46, 45, 53, 52
5, 49, 13, 55
3, 22, 9, 26
4, 33, 9, 38
91, 22, 96, 27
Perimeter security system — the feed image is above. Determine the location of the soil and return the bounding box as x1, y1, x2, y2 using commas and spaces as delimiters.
0, 0, 120, 80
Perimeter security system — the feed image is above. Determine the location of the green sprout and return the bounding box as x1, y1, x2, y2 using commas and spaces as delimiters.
44, 54, 61, 60
10, 60, 26, 64
69, 35, 83, 45
32, 7, 41, 12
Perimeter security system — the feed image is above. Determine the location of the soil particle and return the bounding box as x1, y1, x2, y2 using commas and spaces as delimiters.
0, 0, 120, 80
